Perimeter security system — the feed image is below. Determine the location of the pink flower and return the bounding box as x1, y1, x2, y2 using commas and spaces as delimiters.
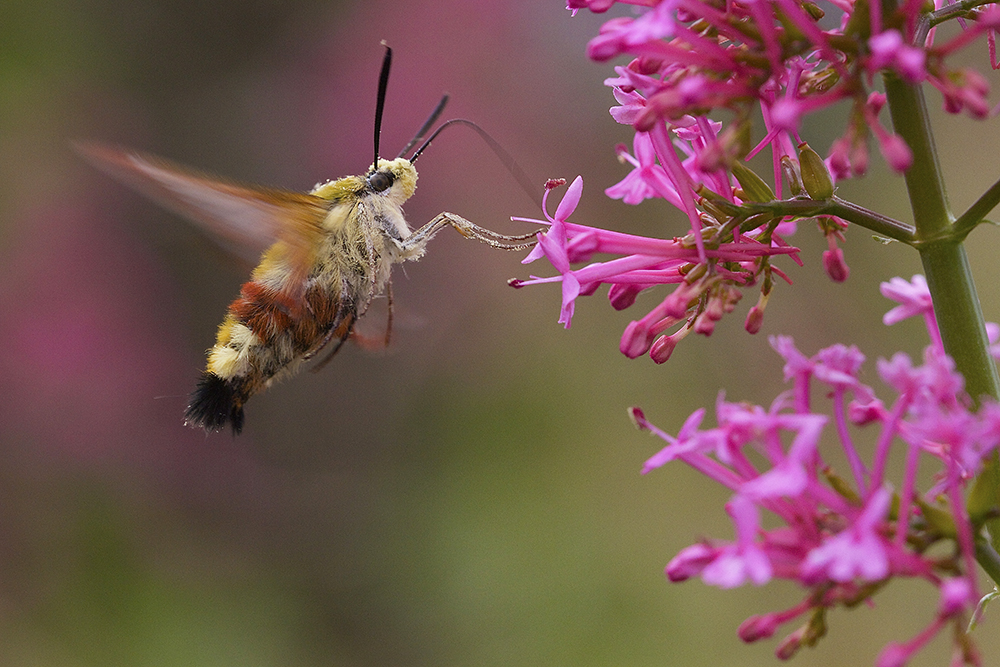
513, 178, 799, 356
701, 496, 773, 588
881, 274, 942, 351
739, 413, 825, 499
516, 177, 584, 328
625, 277, 994, 665
868, 30, 927, 83
605, 132, 668, 205
800, 487, 891, 584
559, 0, 997, 358
541, 1, 1000, 663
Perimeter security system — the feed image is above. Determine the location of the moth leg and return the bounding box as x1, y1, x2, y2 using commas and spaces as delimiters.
384, 278, 394, 348
403, 212, 543, 251
309, 325, 352, 373
307, 240, 393, 372
343, 278, 393, 351
304, 277, 357, 370
361, 233, 379, 317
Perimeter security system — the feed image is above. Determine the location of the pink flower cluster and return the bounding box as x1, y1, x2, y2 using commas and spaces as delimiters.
511, 176, 800, 361
517, 0, 999, 361
631, 275, 1000, 666
572, 0, 1000, 180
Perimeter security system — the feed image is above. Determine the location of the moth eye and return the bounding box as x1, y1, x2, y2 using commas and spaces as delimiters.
368, 171, 394, 193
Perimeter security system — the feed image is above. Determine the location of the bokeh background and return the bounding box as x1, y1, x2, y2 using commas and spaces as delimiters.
2, 1, 1000, 665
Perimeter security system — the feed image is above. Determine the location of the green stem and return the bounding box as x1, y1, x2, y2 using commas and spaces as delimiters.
883, 74, 951, 237
713, 196, 917, 243
882, 73, 999, 403
919, 243, 999, 403
883, 72, 1000, 577
953, 174, 1000, 240
824, 197, 916, 243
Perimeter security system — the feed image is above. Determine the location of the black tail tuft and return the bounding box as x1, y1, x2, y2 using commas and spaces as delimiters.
184, 372, 246, 435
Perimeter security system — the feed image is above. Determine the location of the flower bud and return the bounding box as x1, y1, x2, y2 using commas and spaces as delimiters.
650, 333, 677, 363
878, 133, 913, 173
938, 577, 972, 617
620, 320, 654, 358
775, 627, 805, 660
731, 160, 776, 203
781, 156, 804, 196
848, 399, 884, 424
608, 283, 643, 310
693, 312, 716, 335
875, 642, 910, 667
665, 543, 716, 581
745, 305, 764, 334
627, 406, 649, 430
823, 247, 850, 283
798, 142, 835, 200
738, 613, 781, 642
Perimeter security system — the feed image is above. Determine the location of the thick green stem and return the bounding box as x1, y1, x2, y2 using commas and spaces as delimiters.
883, 74, 951, 238
919, 244, 999, 401
882, 73, 1000, 402
883, 73, 1000, 573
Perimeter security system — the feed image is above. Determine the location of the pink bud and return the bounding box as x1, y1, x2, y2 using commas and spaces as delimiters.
738, 613, 781, 642
665, 282, 700, 318
775, 627, 805, 660
828, 138, 852, 180
876, 642, 911, 667
628, 406, 649, 430
621, 320, 654, 358
609, 283, 643, 310
848, 399, 884, 424
867, 91, 888, 113
850, 140, 869, 176
650, 333, 677, 363
823, 247, 850, 283
745, 306, 765, 334
694, 313, 716, 335
938, 577, 973, 617
665, 543, 716, 581
879, 133, 913, 173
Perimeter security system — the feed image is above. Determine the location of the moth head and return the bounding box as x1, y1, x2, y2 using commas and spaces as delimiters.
367, 157, 417, 204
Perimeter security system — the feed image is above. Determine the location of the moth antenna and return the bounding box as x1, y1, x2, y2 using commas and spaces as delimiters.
372, 42, 393, 170
396, 94, 449, 159
409, 118, 541, 208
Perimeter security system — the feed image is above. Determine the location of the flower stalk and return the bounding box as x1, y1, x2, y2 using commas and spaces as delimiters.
883, 73, 1000, 405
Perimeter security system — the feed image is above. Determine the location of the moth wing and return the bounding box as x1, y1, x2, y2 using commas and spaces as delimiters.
74, 141, 330, 265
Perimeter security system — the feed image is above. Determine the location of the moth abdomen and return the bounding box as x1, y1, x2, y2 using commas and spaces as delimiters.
185, 372, 247, 435
229, 281, 296, 343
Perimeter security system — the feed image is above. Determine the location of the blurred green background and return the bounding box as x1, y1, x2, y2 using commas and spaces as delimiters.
2, 1, 1000, 665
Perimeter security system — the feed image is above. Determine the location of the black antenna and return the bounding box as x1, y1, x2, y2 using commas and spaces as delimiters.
397, 94, 449, 159
372, 42, 393, 171
410, 118, 541, 207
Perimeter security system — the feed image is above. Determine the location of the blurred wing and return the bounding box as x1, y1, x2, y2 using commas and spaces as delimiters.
74, 141, 330, 261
